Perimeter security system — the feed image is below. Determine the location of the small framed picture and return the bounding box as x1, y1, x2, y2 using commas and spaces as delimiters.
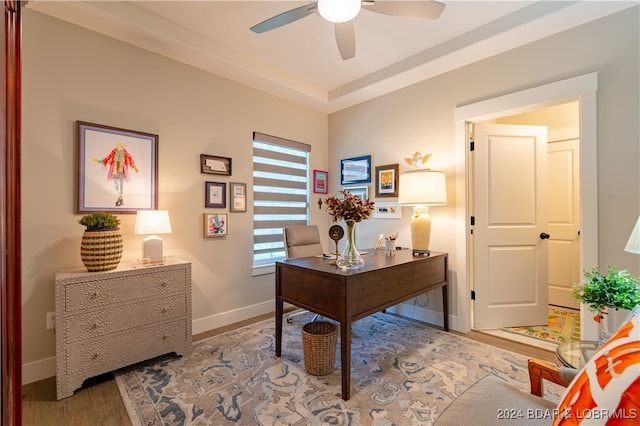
229, 182, 247, 212
343, 185, 368, 201
200, 154, 232, 176
375, 163, 399, 197
313, 169, 328, 194
204, 213, 227, 237
373, 201, 402, 219
205, 181, 226, 208
341, 155, 371, 185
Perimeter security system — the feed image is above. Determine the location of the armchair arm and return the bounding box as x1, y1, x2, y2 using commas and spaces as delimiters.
528, 358, 574, 397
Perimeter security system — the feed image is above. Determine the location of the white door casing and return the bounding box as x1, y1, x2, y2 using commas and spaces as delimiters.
453, 72, 598, 340
548, 138, 581, 309
472, 123, 549, 329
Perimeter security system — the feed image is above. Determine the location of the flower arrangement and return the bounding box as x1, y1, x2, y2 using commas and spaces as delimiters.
325, 190, 375, 223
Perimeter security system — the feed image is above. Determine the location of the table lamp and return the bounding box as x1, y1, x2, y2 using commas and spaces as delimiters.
134, 210, 172, 264
624, 215, 640, 254
398, 169, 447, 255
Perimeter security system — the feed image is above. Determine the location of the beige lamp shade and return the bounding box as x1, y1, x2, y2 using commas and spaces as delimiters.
134, 210, 172, 263
399, 170, 447, 255
398, 170, 447, 206
625, 215, 640, 254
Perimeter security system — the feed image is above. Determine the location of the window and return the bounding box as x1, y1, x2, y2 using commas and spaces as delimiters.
253, 132, 310, 267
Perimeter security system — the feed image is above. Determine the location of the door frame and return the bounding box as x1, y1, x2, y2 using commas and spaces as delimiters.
452, 72, 599, 340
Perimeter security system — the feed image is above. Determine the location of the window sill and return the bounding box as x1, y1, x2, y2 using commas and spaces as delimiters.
252, 264, 274, 276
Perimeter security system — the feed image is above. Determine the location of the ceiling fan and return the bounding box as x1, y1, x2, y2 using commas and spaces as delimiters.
250, 0, 446, 60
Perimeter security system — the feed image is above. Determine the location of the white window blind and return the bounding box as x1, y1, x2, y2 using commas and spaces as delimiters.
253, 132, 311, 266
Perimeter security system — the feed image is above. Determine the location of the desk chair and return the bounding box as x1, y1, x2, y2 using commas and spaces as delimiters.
283, 225, 323, 323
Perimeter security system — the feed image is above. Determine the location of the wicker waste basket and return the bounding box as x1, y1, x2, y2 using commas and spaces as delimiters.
301, 321, 337, 376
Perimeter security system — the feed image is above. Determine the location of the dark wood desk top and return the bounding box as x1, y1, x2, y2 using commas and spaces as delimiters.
278, 249, 447, 275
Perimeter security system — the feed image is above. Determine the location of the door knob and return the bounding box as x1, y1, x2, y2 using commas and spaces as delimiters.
540, 233, 550, 240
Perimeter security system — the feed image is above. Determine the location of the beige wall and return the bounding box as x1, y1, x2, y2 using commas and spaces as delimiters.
21, 10, 328, 382
328, 8, 639, 323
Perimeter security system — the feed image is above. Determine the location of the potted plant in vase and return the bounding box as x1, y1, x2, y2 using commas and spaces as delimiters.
78, 211, 123, 272
572, 265, 640, 345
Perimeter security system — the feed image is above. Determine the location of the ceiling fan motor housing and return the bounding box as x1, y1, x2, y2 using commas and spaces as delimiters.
318, 0, 362, 23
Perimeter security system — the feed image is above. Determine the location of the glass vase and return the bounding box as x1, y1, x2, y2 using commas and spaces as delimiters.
336, 220, 365, 270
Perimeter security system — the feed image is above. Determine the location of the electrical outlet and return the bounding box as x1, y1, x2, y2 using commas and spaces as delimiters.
47, 312, 55, 330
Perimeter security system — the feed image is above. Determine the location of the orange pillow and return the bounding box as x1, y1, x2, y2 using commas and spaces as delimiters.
553, 306, 640, 425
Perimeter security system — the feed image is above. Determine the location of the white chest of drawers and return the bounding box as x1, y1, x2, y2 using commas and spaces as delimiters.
55, 259, 192, 400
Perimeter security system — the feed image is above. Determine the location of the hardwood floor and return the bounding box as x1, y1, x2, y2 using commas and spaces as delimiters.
22, 312, 557, 426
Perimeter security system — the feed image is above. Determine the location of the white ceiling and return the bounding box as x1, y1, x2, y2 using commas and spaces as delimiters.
28, 1, 637, 113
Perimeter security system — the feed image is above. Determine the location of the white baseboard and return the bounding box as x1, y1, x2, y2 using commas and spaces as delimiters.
22, 356, 56, 386
191, 299, 276, 335
386, 303, 444, 328
22, 299, 280, 385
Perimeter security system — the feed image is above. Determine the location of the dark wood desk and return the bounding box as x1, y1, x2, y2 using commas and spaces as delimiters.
275, 250, 448, 400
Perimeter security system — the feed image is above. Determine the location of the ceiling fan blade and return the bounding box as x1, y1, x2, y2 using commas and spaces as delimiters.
250, 3, 318, 33
362, 0, 445, 20
335, 21, 356, 60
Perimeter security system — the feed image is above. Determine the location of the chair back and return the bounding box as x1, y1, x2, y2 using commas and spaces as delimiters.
283, 225, 323, 259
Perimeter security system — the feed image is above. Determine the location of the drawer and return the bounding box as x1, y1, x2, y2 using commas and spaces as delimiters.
63, 295, 187, 344
63, 319, 187, 376
64, 264, 189, 312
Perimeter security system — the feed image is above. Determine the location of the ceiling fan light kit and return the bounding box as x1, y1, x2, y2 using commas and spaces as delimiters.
251, 1, 446, 61
318, 0, 362, 23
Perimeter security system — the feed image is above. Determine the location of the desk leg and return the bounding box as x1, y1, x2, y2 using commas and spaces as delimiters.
340, 319, 351, 400
442, 284, 448, 332
275, 296, 283, 357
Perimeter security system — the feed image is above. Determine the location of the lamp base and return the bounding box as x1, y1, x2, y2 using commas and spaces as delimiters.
142, 235, 164, 264
410, 206, 432, 255
138, 256, 165, 266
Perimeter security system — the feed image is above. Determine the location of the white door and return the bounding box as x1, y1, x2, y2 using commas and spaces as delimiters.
548, 139, 581, 309
473, 123, 549, 329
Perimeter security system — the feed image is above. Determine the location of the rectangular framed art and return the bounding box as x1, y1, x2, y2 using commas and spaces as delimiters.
375, 163, 399, 197
373, 202, 402, 219
200, 154, 232, 176
313, 169, 328, 194
343, 185, 369, 202
229, 182, 247, 212
76, 121, 158, 214
205, 181, 226, 208
341, 155, 371, 185
204, 213, 228, 237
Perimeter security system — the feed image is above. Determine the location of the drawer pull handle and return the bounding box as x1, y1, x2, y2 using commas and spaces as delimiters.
161, 307, 168, 314
162, 334, 168, 340
92, 353, 99, 359
160, 280, 168, 287
90, 292, 99, 299
91, 323, 98, 329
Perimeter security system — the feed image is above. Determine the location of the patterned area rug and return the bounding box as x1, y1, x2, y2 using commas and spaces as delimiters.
501, 306, 581, 344
115, 312, 564, 425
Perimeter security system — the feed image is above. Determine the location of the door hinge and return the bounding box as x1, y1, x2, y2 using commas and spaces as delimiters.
470, 290, 476, 300
470, 216, 475, 226
470, 141, 475, 151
